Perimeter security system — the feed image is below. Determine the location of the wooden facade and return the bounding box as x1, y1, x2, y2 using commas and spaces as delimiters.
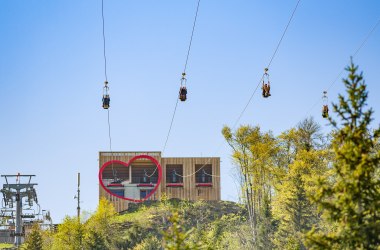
99, 151, 220, 213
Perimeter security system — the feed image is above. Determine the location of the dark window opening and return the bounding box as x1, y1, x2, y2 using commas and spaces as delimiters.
195, 165, 212, 183
166, 165, 183, 183
102, 163, 129, 186
132, 165, 158, 184
110, 189, 124, 197
140, 189, 152, 199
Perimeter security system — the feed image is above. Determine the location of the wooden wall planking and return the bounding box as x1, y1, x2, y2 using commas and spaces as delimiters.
99, 152, 220, 213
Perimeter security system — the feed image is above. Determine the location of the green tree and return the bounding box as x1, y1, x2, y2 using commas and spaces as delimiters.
133, 235, 162, 250
84, 198, 118, 249
307, 61, 380, 249
52, 216, 84, 250
273, 119, 330, 250
163, 211, 202, 250
83, 229, 107, 250
222, 125, 278, 248
24, 223, 43, 250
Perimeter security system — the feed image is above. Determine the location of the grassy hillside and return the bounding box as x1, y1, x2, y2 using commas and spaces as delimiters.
21, 198, 250, 249
112, 199, 249, 249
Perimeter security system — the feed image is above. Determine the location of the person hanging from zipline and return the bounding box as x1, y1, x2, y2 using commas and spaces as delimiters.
179, 73, 188, 101
102, 81, 110, 109
322, 91, 329, 118
262, 68, 271, 98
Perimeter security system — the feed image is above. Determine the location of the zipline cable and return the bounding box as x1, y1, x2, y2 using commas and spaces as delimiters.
302, 17, 380, 118
162, 0, 202, 155
101, 0, 115, 175
102, 0, 108, 82
176, 0, 302, 179
233, 0, 301, 130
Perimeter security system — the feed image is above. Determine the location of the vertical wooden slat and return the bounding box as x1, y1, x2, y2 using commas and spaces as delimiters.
99, 153, 221, 212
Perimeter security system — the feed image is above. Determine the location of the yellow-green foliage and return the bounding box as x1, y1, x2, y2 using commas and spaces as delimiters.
306, 61, 380, 249
23, 223, 43, 250
0, 243, 14, 249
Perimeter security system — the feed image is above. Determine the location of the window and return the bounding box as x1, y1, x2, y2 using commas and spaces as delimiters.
131, 165, 158, 184
110, 189, 124, 197
140, 189, 152, 199
195, 164, 212, 183
166, 165, 183, 183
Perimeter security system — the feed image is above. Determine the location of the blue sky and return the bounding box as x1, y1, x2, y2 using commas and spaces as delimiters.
1, 1, 379, 223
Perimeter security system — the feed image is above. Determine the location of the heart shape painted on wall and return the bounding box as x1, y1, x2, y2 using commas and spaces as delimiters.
98, 154, 162, 202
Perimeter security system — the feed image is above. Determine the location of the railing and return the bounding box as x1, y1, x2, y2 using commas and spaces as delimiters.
103, 178, 129, 186
195, 176, 212, 183
131, 176, 158, 184
166, 176, 183, 184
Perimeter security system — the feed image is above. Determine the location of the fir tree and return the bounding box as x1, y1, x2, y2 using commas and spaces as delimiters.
307, 60, 380, 249
24, 223, 43, 250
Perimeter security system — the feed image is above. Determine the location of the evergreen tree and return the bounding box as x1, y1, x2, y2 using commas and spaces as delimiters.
163, 211, 203, 250
307, 61, 380, 249
83, 229, 108, 250
273, 119, 329, 250
24, 223, 43, 250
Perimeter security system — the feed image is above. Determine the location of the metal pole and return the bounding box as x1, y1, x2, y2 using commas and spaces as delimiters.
77, 173, 80, 221
15, 190, 22, 246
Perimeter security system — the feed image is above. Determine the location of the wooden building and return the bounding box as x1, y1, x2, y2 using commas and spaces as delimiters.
99, 151, 220, 213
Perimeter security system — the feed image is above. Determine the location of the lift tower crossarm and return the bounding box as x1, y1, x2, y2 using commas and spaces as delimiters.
0, 174, 39, 247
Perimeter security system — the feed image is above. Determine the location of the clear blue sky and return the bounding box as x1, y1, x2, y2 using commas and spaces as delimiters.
1, 1, 379, 223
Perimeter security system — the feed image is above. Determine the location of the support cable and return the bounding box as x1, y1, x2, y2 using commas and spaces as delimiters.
175, 0, 302, 179
302, 17, 380, 118
102, 0, 108, 82
101, 0, 115, 174
162, 0, 202, 155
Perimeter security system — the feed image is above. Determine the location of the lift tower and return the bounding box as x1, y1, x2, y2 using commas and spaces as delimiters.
1, 174, 38, 246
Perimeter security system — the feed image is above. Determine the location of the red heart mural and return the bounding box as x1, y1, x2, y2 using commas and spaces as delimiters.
98, 154, 162, 203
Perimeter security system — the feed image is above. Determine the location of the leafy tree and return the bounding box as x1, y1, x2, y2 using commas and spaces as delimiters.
163, 211, 203, 250
52, 216, 84, 250
273, 119, 330, 250
24, 223, 43, 250
84, 198, 118, 249
133, 235, 162, 250
307, 61, 380, 249
222, 125, 278, 248
83, 229, 107, 250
